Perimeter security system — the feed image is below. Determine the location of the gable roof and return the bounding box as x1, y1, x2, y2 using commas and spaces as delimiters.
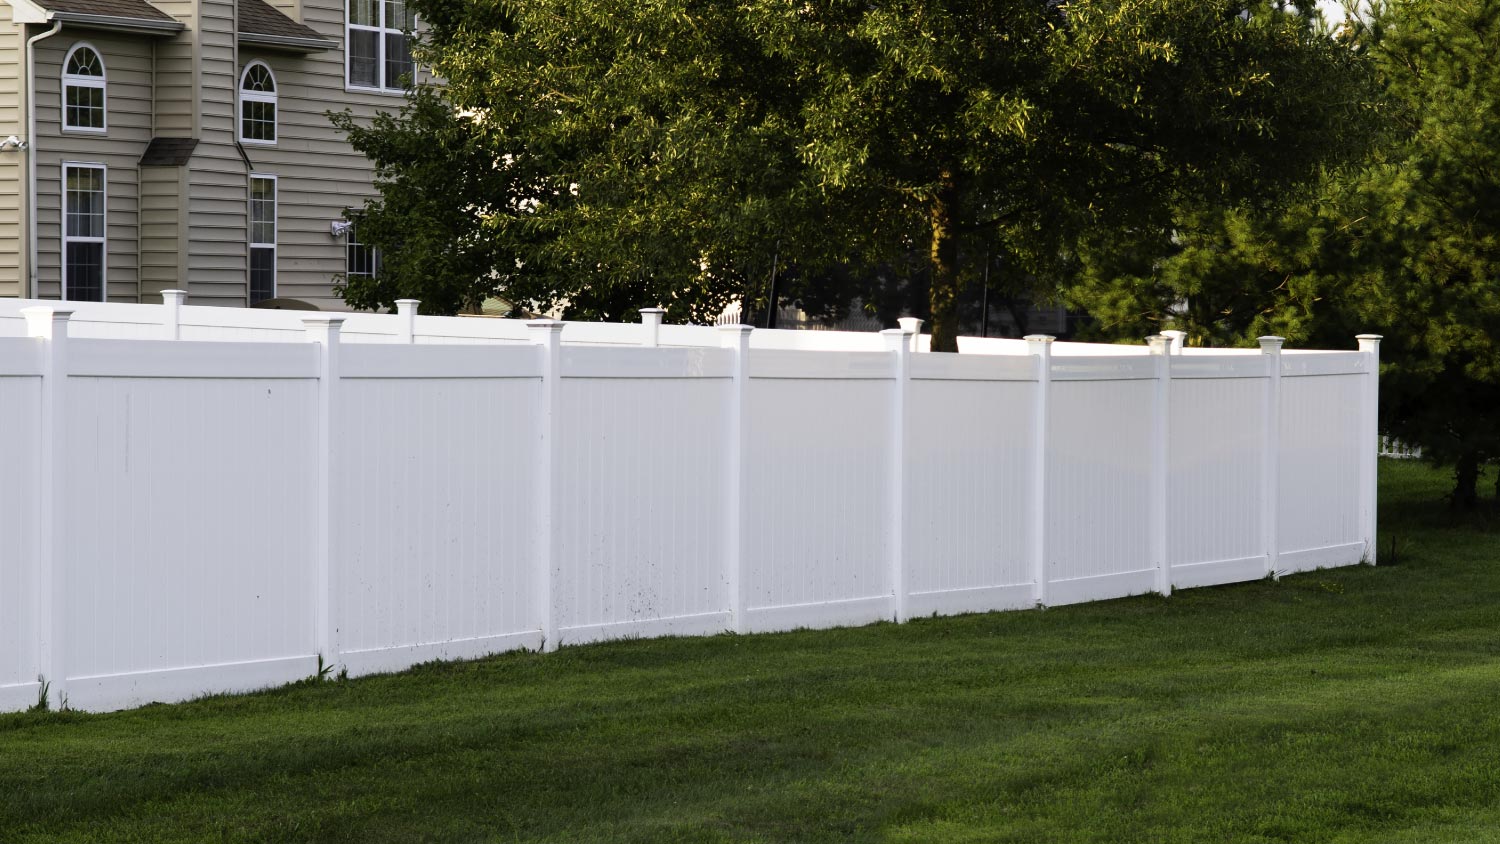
4, 0, 183, 33
238, 0, 337, 51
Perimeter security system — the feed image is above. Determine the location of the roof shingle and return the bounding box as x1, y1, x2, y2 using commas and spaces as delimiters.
29, 0, 176, 24
237, 0, 325, 43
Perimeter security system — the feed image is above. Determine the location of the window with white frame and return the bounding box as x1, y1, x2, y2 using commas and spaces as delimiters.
62, 44, 106, 133
345, 220, 381, 285
63, 163, 106, 302
347, 0, 415, 92
239, 61, 277, 144
249, 175, 277, 304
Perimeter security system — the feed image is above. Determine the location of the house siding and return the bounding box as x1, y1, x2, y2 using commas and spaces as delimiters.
4, 0, 419, 308
34, 33, 154, 302
0, 7, 24, 297
151, 0, 200, 137
180, 0, 249, 304
237, 42, 387, 307
138, 164, 185, 298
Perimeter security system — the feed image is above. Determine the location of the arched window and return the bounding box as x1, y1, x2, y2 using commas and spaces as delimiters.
62, 44, 106, 133
239, 61, 277, 144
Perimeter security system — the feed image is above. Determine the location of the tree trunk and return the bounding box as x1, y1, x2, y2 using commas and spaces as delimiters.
1452, 451, 1480, 511
927, 171, 961, 353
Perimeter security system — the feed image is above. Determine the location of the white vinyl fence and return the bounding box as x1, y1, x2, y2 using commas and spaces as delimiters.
0, 295, 1381, 713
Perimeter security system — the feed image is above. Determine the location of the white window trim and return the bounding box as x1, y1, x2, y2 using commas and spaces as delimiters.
61, 42, 107, 135
238, 61, 278, 146
249, 173, 277, 304
61, 161, 107, 302
344, 0, 413, 95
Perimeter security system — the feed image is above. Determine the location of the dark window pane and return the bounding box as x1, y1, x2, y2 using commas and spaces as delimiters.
65, 84, 104, 130
350, 30, 379, 87
65, 242, 104, 301
350, 0, 377, 27
250, 247, 275, 303
384, 32, 412, 89
242, 100, 275, 142
384, 0, 414, 31
243, 63, 275, 93
65, 47, 102, 76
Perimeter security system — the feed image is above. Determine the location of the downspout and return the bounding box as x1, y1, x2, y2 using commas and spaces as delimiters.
25, 19, 64, 300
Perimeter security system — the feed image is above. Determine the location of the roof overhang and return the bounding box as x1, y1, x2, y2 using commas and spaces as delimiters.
6, 0, 184, 34
237, 31, 337, 52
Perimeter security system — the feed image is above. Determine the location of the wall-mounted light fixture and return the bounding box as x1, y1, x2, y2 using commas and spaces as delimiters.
0, 136, 28, 151
330, 220, 353, 238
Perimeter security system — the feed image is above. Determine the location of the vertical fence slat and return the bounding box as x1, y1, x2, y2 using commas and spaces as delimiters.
1357, 334, 1383, 564
302, 315, 346, 671
1026, 334, 1054, 606
1259, 336, 1284, 578
1148, 334, 1172, 596
719, 325, 753, 633
23, 306, 73, 708
882, 328, 911, 622
529, 320, 564, 651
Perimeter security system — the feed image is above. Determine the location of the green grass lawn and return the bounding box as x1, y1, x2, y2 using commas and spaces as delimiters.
4, 461, 1499, 843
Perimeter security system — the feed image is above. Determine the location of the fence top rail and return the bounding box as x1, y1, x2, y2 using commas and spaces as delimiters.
0, 299, 1377, 359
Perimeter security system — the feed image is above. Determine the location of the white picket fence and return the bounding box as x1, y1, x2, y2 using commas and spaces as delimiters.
0, 295, 1382, 713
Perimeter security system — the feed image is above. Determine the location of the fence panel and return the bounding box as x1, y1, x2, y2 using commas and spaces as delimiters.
742, 352, 894, 631
0, 344, 41, 709
1279, 371, 1365, 572
555, 348, 734, 643
1167, 371, 1267, 588
0, 301, 1383, 713
61, 341, 320, 710
334, 345, 544, 675
1046, 375, 1155, 604
906, 355, 1037, 615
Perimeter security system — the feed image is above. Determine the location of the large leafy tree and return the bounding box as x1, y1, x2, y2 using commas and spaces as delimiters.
1348, 0, 1500, 507
1068, 0, 1500, 507
338, 0, 1376, 346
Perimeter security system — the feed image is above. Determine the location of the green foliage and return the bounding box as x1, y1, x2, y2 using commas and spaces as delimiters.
336, 0, 1377, 343
1069, 0, 1500, 505
1349, 0, 1500, 506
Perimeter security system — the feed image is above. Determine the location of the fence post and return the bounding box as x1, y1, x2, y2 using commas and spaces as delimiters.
301, 314, 346, 673
1356, 334, 1383, 564
1148, 335, 1172, 596
23, 306, 73, 709
1161, 329, 1186, 355
718, 324, 753, 633
897, 317, 924, 353
882, 327, 912, 622
395, 299, 419, 344
529, 319, 565, 651
1026, 334, 1054, 607
1259, 336, 1284, 579
160, 289, 186, 340
640, 308, 665, 348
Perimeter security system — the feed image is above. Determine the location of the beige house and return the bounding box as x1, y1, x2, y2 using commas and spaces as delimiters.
0, 0, 411, 308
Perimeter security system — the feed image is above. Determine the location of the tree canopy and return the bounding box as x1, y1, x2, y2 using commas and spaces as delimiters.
1066, 0, 1500, 507
336, 0, 1379, 346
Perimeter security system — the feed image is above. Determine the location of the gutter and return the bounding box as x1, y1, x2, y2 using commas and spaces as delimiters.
43, 12, 183, 34
24, 19, 63, 300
